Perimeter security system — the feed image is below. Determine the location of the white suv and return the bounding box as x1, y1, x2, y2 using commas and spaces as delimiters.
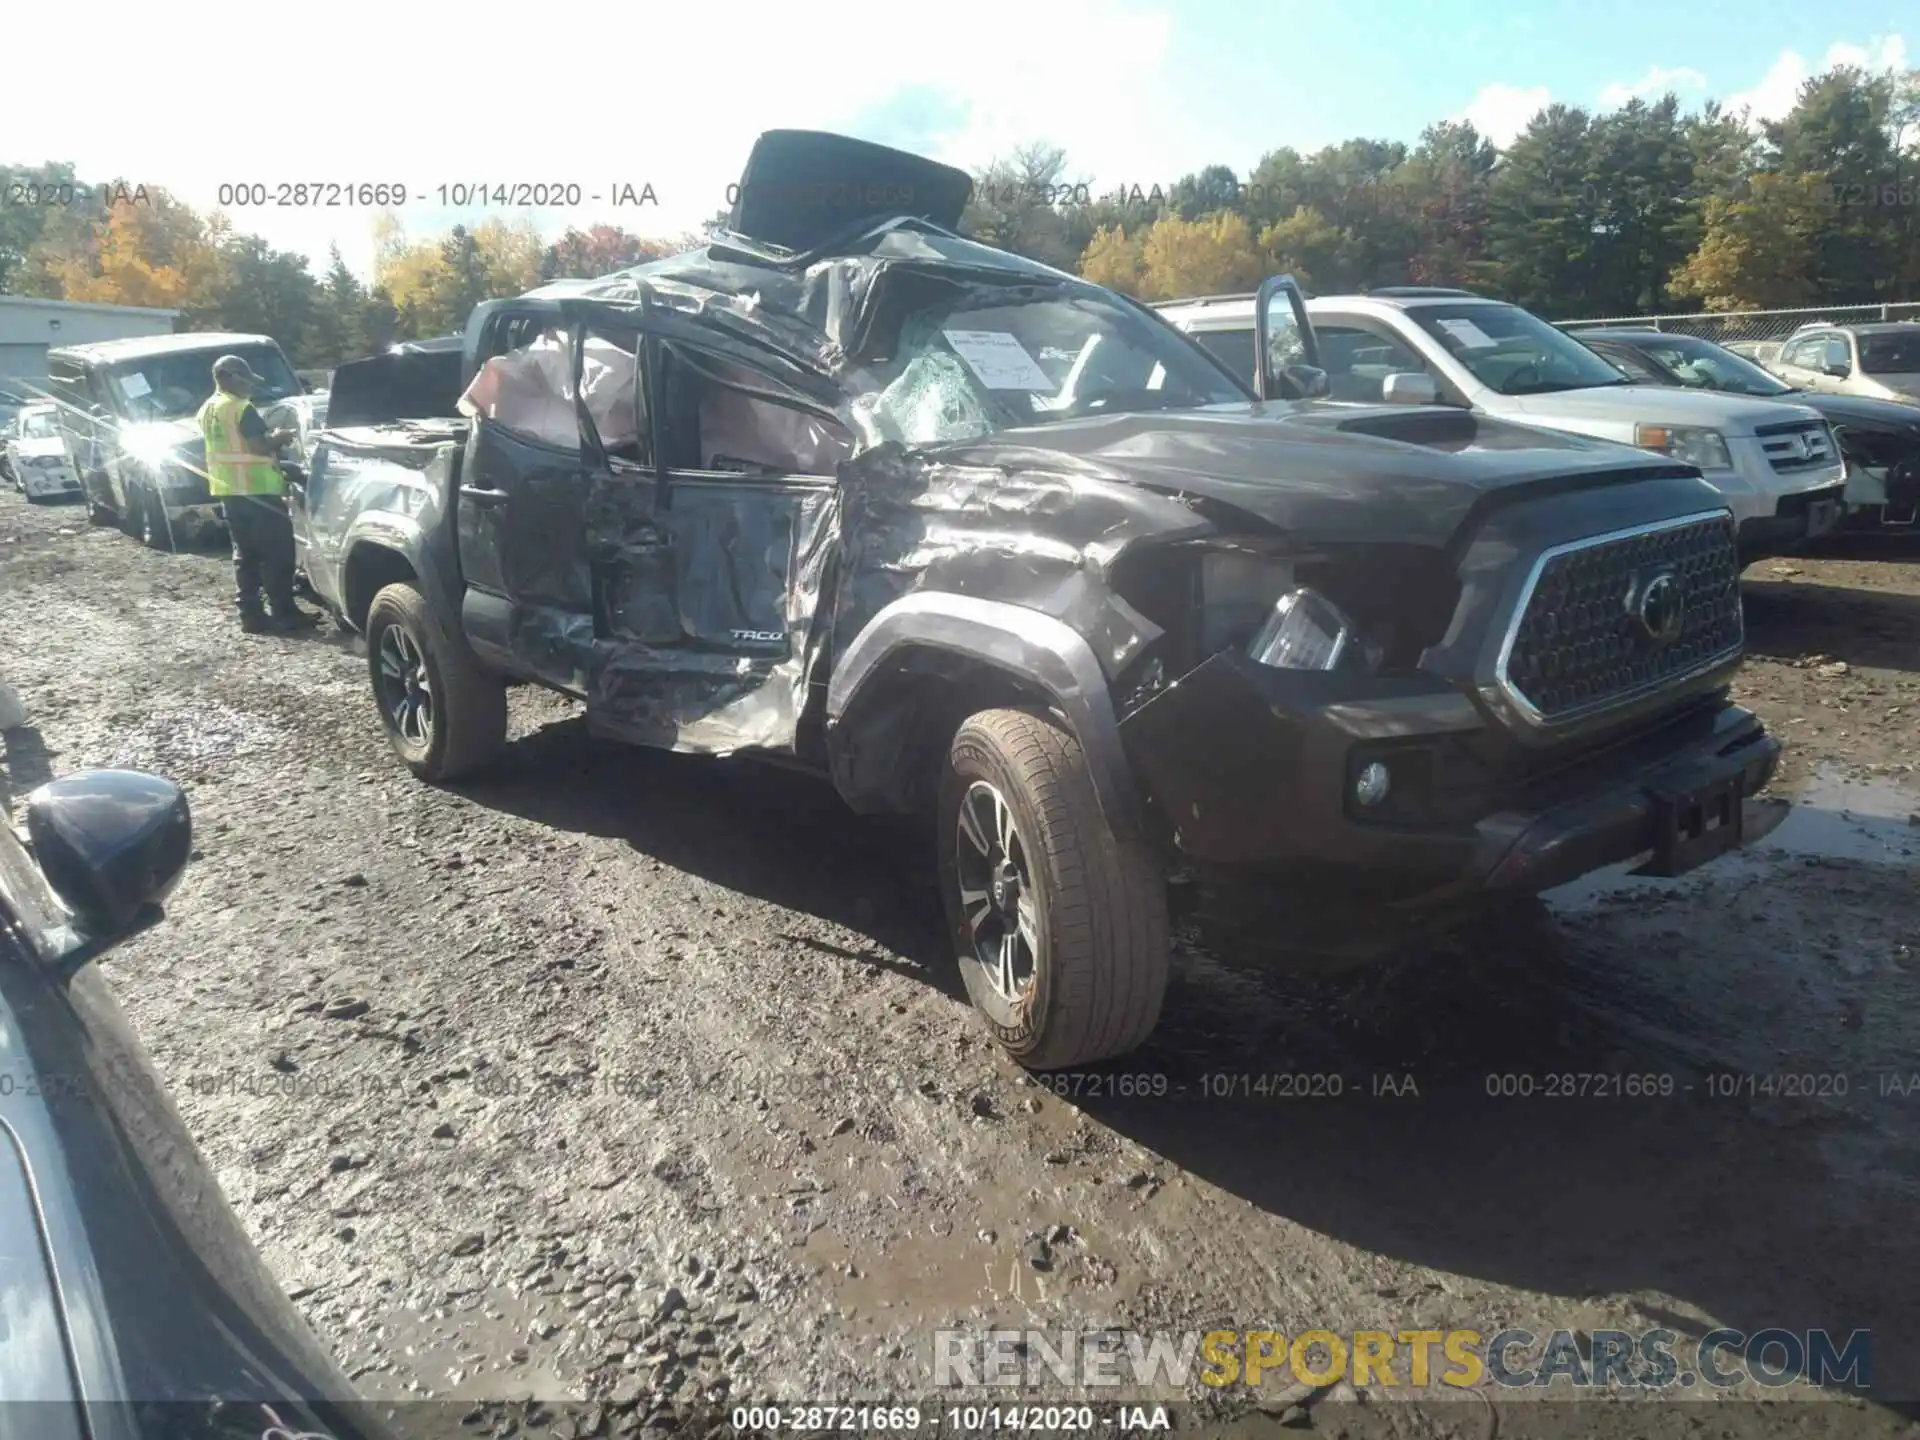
1155, 288, 1848, 564
1767, 321, 1920, 405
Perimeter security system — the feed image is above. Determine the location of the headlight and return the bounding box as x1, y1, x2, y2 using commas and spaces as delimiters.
122, 429, 186, 468
1248, 588, 1359, 671
1635, 423, 1732, 471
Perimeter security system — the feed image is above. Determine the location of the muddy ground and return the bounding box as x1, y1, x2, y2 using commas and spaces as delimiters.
2, 493, 1917, 1439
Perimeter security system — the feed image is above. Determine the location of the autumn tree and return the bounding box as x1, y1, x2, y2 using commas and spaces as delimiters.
1259, 206, 1346, 291
1078, 225, 1148, 296
540, 224, 666, 281
40, 187, 220, 312
1668, 171, 1831, 310
1137, 211, 1266, 299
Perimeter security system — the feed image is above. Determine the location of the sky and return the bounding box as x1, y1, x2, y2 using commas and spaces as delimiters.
5, 0, 1911, 282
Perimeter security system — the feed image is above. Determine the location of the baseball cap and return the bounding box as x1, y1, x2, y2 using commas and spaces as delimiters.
212, 354, 266, 387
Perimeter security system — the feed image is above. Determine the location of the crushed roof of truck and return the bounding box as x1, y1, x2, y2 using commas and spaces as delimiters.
520, 219, 1104, 386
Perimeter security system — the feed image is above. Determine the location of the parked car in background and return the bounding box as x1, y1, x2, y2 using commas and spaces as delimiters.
1156, 288, 1849, 564
1, 767, 386, 1437
294, 130, 1784, 1070
0, 385, 31, 437
4, 402, 85, 503
1765, 321, 1920, 404
1581, 329, 1920, 527
44, 332, 318, 550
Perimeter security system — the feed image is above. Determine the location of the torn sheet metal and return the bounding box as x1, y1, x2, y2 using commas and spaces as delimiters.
584, 482, 841, 754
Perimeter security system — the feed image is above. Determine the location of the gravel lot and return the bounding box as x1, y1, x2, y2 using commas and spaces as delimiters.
2, 492, 1917, 1438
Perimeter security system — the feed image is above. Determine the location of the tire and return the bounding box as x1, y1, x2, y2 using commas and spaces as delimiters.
937, 705, 1170, 1070
137, 483, 176, 551
365, 581, 506, 782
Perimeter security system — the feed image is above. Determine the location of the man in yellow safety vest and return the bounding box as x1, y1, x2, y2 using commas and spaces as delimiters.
197, 354, 320, 634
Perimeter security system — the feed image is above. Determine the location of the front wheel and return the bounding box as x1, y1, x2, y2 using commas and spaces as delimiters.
365, 582, 506, 781
137, 483, 177, 550
938, 706, 1170, 1070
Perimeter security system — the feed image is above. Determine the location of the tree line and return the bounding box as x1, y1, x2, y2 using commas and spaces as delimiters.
0, 174, 694, 369
2, 60, 1914, 370
975, 63, 1918, 315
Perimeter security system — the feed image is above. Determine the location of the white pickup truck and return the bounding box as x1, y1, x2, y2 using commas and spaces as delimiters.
1156, 287, 1848, 564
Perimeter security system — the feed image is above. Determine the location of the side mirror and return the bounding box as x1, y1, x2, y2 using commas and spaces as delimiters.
1253, 273, 1322, 402
1286, 365, 1330, 399
1382, 372, 1438, 405
1823, 363, 1850, 379
25, 771, 191, 953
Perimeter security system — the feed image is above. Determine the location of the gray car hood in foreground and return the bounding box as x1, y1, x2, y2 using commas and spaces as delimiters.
928, 400, 1708, 547
1506, 383, 1828, 434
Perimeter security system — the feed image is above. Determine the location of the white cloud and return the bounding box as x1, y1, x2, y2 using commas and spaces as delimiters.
1598, 66, 1708, 110
1457, 83, 1553, 148
3, 0, 1182, 280
1722, 33, 1909, 125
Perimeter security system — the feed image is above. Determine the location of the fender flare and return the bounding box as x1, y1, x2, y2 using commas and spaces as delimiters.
826, 592, 1144, 839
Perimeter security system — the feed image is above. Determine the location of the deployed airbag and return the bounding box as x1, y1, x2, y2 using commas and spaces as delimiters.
458, 331, 640, 450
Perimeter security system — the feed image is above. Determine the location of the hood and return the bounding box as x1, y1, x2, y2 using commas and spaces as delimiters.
1793, 390, 1920, 433
727, 129, 973, 253
1507, 383, 1826, 434
929, 401, 1706, 547
16, 436, 71, 461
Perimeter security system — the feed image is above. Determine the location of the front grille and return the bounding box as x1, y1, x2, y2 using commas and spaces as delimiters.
1498, 511, 1743, 725
1755, 419, 1836, 473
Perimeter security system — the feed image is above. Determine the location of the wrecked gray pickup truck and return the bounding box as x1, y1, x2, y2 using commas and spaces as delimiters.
294, 130, 1783, 1070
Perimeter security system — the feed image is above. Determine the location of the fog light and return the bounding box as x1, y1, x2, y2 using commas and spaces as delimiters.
1354, 761, 1391, 807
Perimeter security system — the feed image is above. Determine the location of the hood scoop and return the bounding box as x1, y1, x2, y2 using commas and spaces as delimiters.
1332, 406, 1480, 448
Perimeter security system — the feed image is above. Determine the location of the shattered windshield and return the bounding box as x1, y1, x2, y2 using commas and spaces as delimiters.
851, 289, 1250, 446
1410, 303, 1632, 396
20, 407, 59, 438
103, 344, 301, 420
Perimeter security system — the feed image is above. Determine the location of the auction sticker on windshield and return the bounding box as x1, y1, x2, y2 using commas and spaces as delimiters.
1435, 318, 1499, 350
119, 371, 153, 399
943, 330, 1054, 390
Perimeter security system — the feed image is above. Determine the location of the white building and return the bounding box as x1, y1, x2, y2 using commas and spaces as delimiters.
0, 296, 179, 403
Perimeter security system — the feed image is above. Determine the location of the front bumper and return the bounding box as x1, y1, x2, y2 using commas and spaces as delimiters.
20, 466, 82, 499
1120, 651, 1780, 909
1736, 480, 1847, 559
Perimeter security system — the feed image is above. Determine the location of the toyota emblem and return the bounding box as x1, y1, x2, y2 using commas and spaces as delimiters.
1634, 568, 1686, 644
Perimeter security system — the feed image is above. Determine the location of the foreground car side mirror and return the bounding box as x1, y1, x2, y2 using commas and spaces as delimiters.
25, 771, 191, 956
1382, 372, 1437, 405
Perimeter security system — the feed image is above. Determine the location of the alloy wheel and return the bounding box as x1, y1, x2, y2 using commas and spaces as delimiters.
953, 780, 1040, 1005
375, 623, 434, 747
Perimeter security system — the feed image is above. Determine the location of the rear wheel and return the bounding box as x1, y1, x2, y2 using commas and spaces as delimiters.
365, 581, 506, 781
938, 706, 1170, 1070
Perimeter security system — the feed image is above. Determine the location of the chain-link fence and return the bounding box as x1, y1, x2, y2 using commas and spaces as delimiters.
1560, 302, 1920, 366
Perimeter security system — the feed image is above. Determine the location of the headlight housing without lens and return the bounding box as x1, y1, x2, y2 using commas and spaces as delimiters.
1248, 588, 1362, 671
1634, 423, 1733, 472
